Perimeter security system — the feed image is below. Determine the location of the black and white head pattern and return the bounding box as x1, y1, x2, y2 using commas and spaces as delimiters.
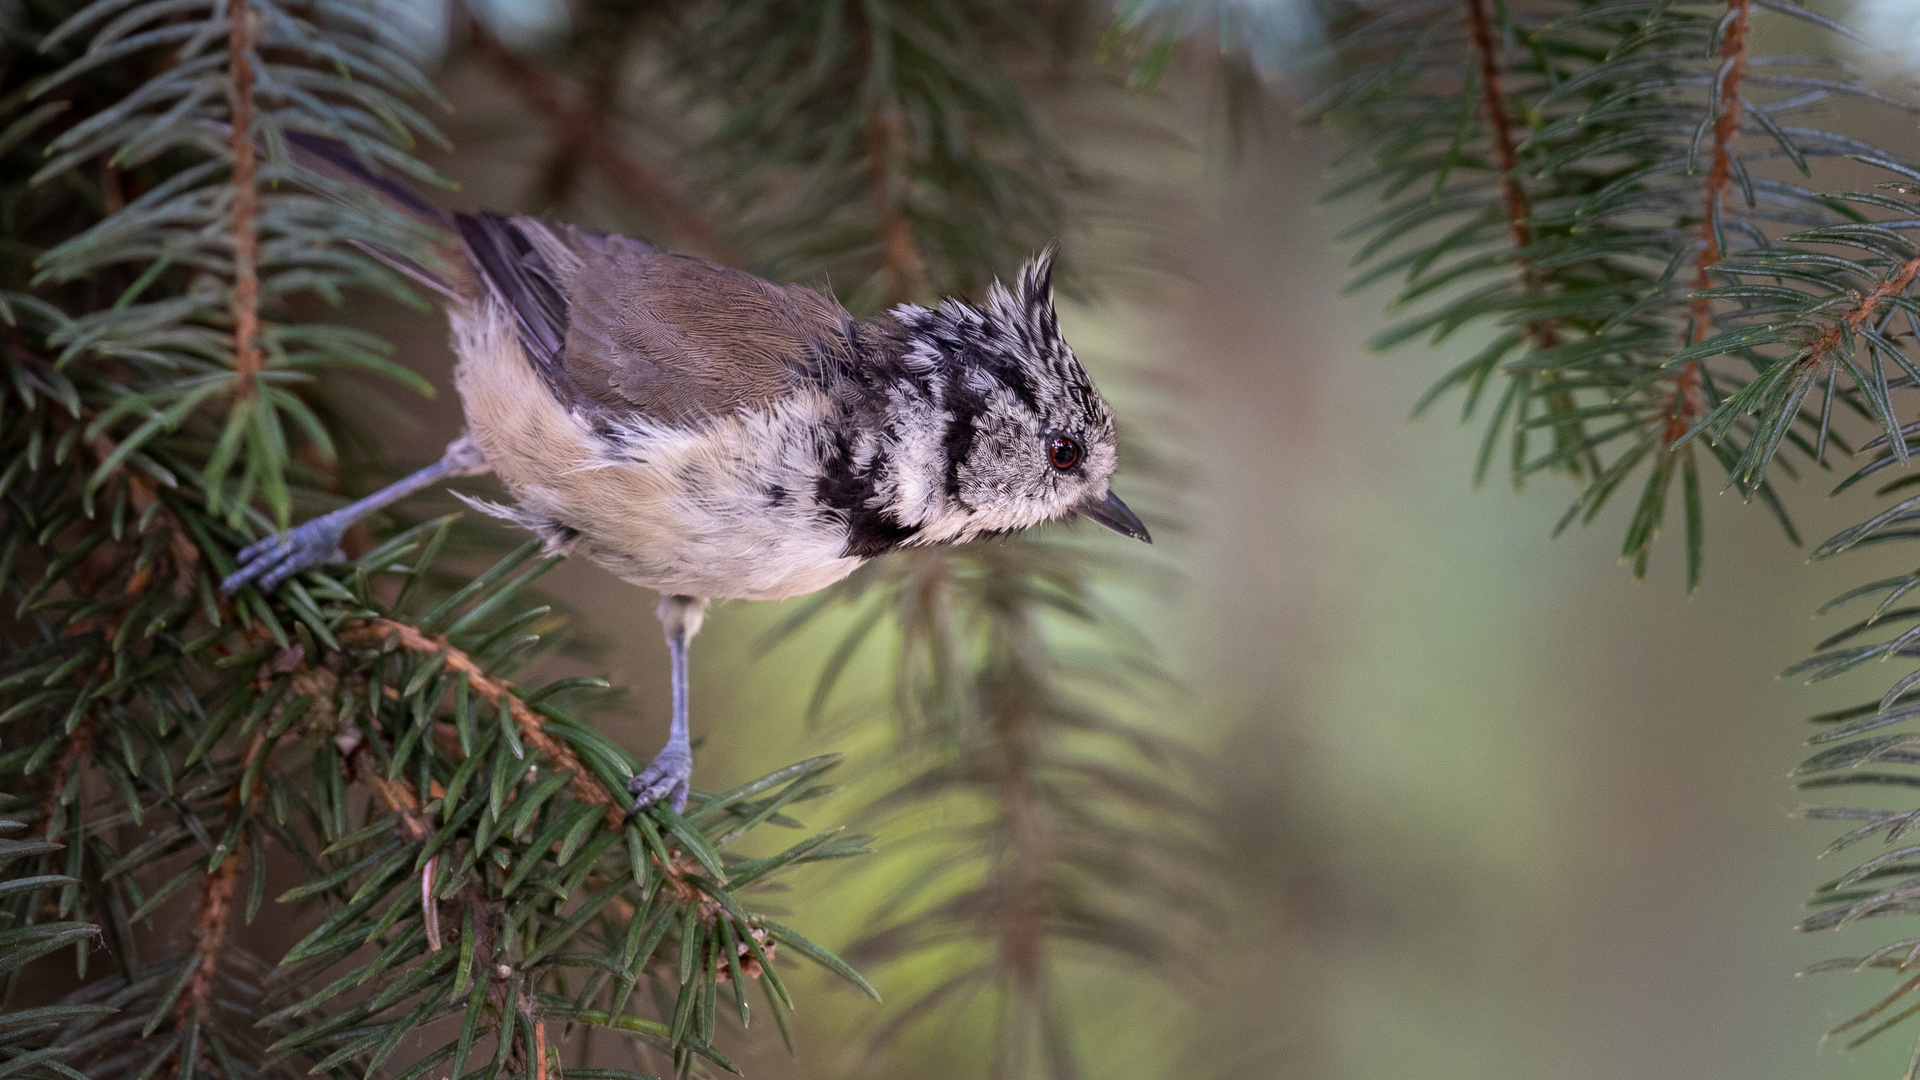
868, 247, 1120, 549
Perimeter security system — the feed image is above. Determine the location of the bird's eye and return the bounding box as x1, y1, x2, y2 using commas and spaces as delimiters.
1048, 434, 1082, 470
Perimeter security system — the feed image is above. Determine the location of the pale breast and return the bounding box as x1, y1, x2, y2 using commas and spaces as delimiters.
449, 301, 864, 601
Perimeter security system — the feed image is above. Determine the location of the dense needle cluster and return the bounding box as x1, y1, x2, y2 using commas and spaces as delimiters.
1, 1, 1204, 1079
0, 2, 875, 1079
1310, 0, 1920, 1072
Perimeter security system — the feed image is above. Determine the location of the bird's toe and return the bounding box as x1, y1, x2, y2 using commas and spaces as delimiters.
223, 519, 346, 596
625, 752, 693, 816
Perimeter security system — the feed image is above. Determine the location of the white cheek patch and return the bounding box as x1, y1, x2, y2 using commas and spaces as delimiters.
882, 395, 949, 527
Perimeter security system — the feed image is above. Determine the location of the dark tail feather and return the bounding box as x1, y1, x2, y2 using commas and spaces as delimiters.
280, 131, 464, 301
283, 131, 451, 229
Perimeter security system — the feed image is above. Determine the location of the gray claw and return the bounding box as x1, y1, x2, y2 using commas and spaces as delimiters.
222, 514, 348, 595
625, 749, 692, 815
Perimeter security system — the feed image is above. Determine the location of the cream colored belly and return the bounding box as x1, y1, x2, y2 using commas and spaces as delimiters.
449, 302, 862, 601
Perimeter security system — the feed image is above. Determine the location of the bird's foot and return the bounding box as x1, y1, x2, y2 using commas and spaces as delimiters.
625, 745, 692, 816
222, 514, 348, 594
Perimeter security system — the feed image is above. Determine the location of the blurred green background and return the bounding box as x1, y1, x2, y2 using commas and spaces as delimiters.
330, 4, 1920, 1076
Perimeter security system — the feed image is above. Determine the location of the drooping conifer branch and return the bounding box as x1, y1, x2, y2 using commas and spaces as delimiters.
176, 731, 267, 1030
1461, 0, 1608, 483
1667, 0, 1749, 446
1463, 0, 1558, 353
1690, 0, 1750, 336
227, 0, 261, 399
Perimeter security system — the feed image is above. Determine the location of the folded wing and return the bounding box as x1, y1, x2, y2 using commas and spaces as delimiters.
455, 212, 856, 425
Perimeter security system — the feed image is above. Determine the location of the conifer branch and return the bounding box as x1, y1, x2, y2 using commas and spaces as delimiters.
38, 715, 92, 843
227, 0, 261, 400
1314, 1, 1920, 1067
340, 617, 624, 827
1795, 256, 1920, 375
865, 101, 931, 304
177, 731, 266, 1028
1460, 0, 1602, 479
4, 5, 877, 1075
987, 669, 1051, 1077
1463, 0, 1557, 352
1689, 0, 1749, 338
1667, 0, 1751, 445
1318, 0, 1914, 583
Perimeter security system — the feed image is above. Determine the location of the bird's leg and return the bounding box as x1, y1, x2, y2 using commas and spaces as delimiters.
222, 433, 490, 595
627, 594, 709, 815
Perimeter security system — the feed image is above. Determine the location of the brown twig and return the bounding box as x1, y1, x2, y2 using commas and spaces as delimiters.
1462, 0, 1603, 479
533, 1017, 549, 1080
176, 730, 268, 1029
1670, 0, 1752, 444
227, 0, 261, 399
90, 435, 200, 583
463, 18, 729, 262
359, 768, 436, 840
865, 101, 930, 305
1795, 256, 1920, 374
1463, 0, 1559, 354
341, 618, 626, 827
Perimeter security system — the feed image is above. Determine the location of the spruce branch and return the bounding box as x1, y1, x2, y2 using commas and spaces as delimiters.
1464, 0, 1555, 351
338, 617, 626, 828
226, 0, 262, 401
1789, 477, 1920, 1074
176, 729, 267, 1031
3, 3, 882, 1078
864, 98, 932, 306
679, 0, 1074, 305
1795, 256, 1920, 382
1664, 0, 1749, 451
1687, 0, 1749, 346
0, 821, 104, 1080
773, 539, 1209, 1078
1316, 0, 1912, 588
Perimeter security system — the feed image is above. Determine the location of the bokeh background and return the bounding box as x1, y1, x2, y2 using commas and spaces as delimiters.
328, 2, 1920, 1077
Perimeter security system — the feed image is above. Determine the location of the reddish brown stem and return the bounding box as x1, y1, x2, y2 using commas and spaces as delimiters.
1464, 0, 1559, 352
1796, 255, 1920, 373
341, 619, 626, 828
177, 731, 267, 1029
1690, 0, 1751, 338
178, 857, 238, 1027
228, 0, 260, 399
1671, 0, 1752, 444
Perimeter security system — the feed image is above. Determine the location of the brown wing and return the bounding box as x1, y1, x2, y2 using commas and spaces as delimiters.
564, 240, 853, 423
461, 214, 852, 425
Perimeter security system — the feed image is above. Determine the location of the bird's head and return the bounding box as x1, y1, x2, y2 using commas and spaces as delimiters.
882, 248, 1149, 547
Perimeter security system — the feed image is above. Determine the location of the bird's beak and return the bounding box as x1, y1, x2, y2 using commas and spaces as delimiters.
1076, 489, 1151, 543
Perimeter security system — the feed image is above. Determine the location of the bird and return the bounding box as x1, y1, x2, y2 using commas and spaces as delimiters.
222, 134, 1150, 815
